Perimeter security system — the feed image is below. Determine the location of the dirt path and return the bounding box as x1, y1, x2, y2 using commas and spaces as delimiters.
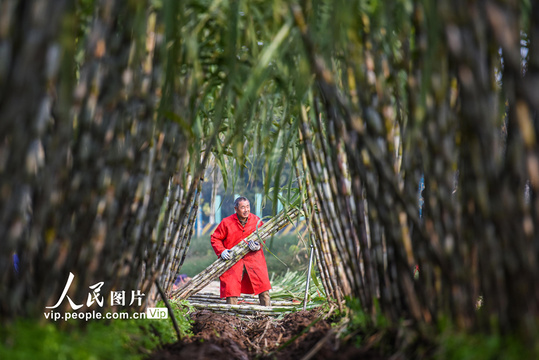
151, 281, 390, 359
147, 308, 361, 360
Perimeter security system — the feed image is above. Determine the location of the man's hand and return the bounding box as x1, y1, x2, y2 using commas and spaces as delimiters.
221, 249, 232, 260
248, 240, 261, 251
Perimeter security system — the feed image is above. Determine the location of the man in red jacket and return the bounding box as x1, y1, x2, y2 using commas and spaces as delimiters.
210, 196, 271, 306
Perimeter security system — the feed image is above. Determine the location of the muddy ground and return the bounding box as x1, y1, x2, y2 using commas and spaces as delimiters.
147, 308, 395, 360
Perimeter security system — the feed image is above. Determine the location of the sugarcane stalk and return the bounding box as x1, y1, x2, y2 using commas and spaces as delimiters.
175, 180, 203, 272
155, 280, 182, 341
162, 180, 202, 292
293, 26, 362, 295
313, 97, 366, 302
171, 208, 299, 300
186, 294, 301, 307
294, 158, 335, 302
188, 299, 303, 307
299, 101, 358, 297
303, 245, 315, 311
187, 302, 317, 314
158, 182, 183, 292
188, 302, 290, 312
299, 123, 348, 303
300, 159, 340, 302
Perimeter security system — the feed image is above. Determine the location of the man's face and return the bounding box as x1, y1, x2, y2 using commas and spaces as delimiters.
235, 200, 250, 220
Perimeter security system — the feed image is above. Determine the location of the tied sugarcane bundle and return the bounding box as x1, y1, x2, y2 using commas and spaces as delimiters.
171, 208, 299, 300
187, 302, 299, 316
187, 293, 304, 307
187, 302, 319, 318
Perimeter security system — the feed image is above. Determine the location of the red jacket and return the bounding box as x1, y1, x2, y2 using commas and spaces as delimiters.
210, 213, 271, 298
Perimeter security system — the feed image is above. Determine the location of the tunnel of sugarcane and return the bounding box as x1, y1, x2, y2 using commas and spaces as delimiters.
2, 0, 539, 358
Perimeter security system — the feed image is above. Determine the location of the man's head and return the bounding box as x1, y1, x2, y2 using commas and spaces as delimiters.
234, 196, 250, 221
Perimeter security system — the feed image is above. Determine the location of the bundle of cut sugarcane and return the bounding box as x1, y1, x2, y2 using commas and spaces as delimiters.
171, 208, 299, 300
187, 302, 317, 316
188, 292, 259, 302
187, 293, 302, 307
